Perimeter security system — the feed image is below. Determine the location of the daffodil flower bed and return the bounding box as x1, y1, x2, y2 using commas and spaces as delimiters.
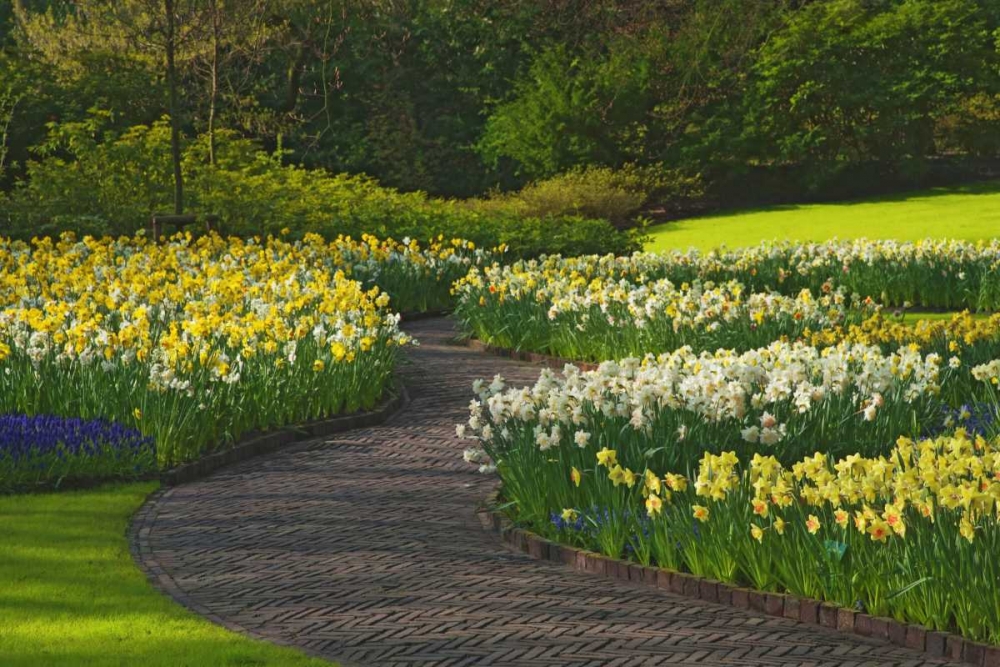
455, 240, 1000, 351
811, 311, 1000, 366
331, 233, 499, 313
667, 238, 1000, 310
461, 341, 947, 480
0, 232, 413, 471
469, 423, 1000, 644
454, 259, 871, 361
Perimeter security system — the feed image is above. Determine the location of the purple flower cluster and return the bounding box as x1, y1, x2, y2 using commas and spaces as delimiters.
0, 414, 155, 491
936, 402, 998, 437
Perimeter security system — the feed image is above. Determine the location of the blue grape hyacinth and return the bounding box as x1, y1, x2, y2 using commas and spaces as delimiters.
0, 414, 155, 492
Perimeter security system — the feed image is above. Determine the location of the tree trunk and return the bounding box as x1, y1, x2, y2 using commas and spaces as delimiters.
165, 0, 184, 214
208, 0, 219, 166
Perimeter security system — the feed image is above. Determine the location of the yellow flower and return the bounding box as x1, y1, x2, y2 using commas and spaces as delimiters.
312, 359, 325, 372
622, 468, 638, 488
561, 508, 578, 523
596, 447, 617, 468
133, 407, 142, 420
882, 504, 906, 537
644, 469, 661, 495
750, 523, 765, 543
773, 517, 786, 535
960, 515, 976, 543
854, 509, 869, 533
570, 467, 582, 487
868, 518, 891, 542
608, 464, 626, 487
834, 509, 849, 529
645, 494, 663, 517
805, 514, 821, 534
664, 473, 688, 492
692, 505, 710, 522
751, 498, 769, 518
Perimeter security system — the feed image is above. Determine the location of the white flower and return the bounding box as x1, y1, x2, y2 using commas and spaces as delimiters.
456, 424, 467, 439
489, 374, 506, 394
573, 431, 591, 448
862, 404, 877, 421
759, 427, 783, 445
949, 356, 961, 369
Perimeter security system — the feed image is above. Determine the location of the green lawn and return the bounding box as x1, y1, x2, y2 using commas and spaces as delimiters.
0, 483, 331, 667
904, 311, 991, 323
646, 181, 1000, 252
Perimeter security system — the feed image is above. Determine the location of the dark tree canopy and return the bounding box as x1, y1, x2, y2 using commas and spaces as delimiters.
2, 0, 999, 202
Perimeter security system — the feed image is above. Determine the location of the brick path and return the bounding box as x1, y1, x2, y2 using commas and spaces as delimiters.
134, 317, 958, 667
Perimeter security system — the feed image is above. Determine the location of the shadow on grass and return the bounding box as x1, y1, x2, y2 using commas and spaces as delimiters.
0, 482, 330, 667
662, 179, 1000, 224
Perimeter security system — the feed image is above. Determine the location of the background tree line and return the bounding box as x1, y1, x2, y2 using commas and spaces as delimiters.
2, 0, 1000, 226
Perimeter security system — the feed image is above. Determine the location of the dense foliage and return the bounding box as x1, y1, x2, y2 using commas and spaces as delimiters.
3, 0, 1000, 216
0, 115, 639, 256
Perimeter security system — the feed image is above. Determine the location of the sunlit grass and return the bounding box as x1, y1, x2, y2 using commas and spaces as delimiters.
646, 181, 1000, 252
0, 483, 331, 667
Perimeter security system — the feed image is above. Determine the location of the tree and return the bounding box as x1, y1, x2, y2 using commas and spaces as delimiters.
744, 0, 1000, 170
12, 0, 275, 213
0, 89, 19, 180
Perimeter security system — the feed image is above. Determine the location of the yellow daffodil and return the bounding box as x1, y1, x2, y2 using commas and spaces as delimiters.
596, 447, 617, 468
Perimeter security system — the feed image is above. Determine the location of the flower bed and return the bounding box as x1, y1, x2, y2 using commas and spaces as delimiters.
469, 410, 1000, 644
330, 233, 498, 313
458, 237, 1000, 650
0, 232, 437, 478
0, 415, 154, 492
455, 262, 871, 361
454, 239, 1000, 356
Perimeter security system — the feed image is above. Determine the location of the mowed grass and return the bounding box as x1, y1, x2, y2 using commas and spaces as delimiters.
904, 311, 992, 323
646, 181, 1000, 252
0, 483, 331, 667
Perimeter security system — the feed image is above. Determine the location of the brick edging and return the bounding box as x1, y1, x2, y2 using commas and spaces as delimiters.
476, 495, 998, 667
160, 378, 409, 486
464, 339, 600, 372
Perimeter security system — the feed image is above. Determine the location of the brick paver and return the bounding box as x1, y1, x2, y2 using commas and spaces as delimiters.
133, 317, 959, 666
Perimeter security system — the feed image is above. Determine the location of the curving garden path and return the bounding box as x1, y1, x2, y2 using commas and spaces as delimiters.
133, 317, 958, 667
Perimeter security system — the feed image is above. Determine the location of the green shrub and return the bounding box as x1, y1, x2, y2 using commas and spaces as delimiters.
2, 113, 639, 257
469, 164, 702, 226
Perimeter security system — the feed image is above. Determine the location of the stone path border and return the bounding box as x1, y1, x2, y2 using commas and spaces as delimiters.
131, 317, 963, 667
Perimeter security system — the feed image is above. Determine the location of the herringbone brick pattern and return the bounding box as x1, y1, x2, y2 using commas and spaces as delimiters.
134, 318, 959, 666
